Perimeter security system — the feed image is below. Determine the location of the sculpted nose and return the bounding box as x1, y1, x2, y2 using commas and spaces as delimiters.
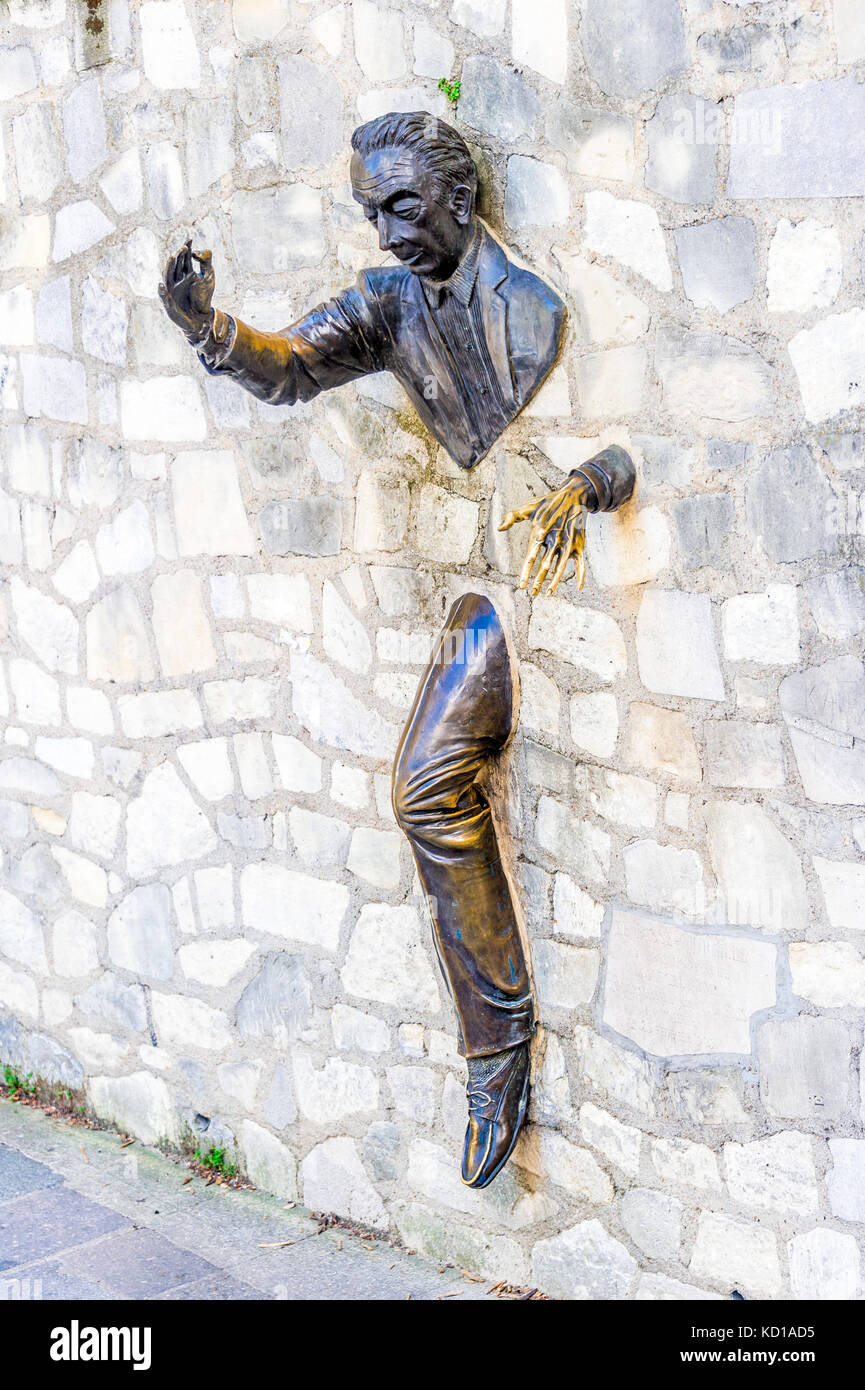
378, 215, 398, 252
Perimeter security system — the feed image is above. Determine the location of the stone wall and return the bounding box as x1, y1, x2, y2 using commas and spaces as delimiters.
1, 0, 864, 1300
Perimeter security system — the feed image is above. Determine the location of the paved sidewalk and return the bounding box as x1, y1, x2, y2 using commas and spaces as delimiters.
0, 1099, 499, 1301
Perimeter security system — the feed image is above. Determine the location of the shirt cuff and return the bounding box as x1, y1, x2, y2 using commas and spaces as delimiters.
194, 309, 236, 369
568, 446, 635, 513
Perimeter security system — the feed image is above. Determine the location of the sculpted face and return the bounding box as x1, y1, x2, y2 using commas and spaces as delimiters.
351, 145, 474, 281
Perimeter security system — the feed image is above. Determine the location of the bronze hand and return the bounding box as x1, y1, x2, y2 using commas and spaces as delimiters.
498, 473, 592, 597
158, 240, 216, 342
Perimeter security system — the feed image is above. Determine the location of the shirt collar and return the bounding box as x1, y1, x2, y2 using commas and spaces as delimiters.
421, 222, 483, 310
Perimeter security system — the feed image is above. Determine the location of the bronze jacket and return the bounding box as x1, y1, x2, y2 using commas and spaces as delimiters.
201, 224, 567, 469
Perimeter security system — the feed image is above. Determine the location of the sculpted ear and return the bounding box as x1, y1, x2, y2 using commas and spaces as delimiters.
449, 184, 474, 225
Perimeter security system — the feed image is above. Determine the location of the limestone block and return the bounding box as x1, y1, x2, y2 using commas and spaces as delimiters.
621, 1189, 682, 1262
241, 1120, 296, 1201
415, 485, 478, 565
636, 590, 724, 701
323, 581, 371, 674
646, 96, 719, 205
259, 497, 342, 557
512, 0, 567, 83
790, 308, 865, 423
675, 218, 756, 314
570, 691, 617, 759
674, 494, 732, 571
814, 856, 865, 931
790, 942, 865, 1008
656, 328, 772, 423
20, 354, 87, 425
519, 663, 560, 736
353, 0, 404, 81
586, 767, 657, 828
536, 795, 611, 885
14, 102, 64, 204
181, 940, 253, 988
341, 904, 440, 1013
235, 955, 311, 1044
11, 578, 78, 676
728, 77, 865, 199
86, 587, 154, 684
533, 941, 599, 1011
546, 107, 635, 184
757, 1016, 853, 1121
581, 0, 686, 97
767, 219, 842, 313
107, 885, 174, 981
834, 0, 865, 62
747, 448, 839, 562
450, 0, 506, 40
232, 0, 290, 42
229, 185, 324, 273
354, 472, 409, 552
53, 909, 100, 977
88, 1072, 180, 1146
827, 1139, 865, 1223
151, 571, 215, 677
293, 1050, 379, 1125
516, 1127, 612, 1204
583, 191, 672, 291
722, 585, 800, 664
604, 907, 776, 1056
241, 864, 348, 951
100, 148, 143, 216
0, 214, 50, 271
573, 1025, 655, 1116
706, 799, 807, 933
246, 574, 313, 630
529, 596, 626, 682
347, 827, 401, 890
332, 1004, 389, 1054
555, 252, 648, 347
62, 76, 107, 185
126, 763, 217, 877
705, 720, 785, 789
53, 200, 114, 261
10, 658, 61, 727
788, 1228, 862, 1301
689, 1212, 782, 1300
505, 156, 569, 228
575, 345, 647, 421
553, 875, 604, 940
140, 0, 200, 89
580, 1103, 642, 1177
172, 450, 254, 555
532, 1220, 636, 1300
177, 738, 234, 802
291, 651, 399, 761
625, 703, 701, 782
69, 791, 120, 861
279, 54, 342, 169
413, 23, 453, 79
301, 1136, 385, 1227
804, 567, 865, 641
724, 1132, 819, 1217
0, 45, 37, 101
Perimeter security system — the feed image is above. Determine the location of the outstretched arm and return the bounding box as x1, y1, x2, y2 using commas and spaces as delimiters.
158, 242, 386, 408
499, 445, 636, 597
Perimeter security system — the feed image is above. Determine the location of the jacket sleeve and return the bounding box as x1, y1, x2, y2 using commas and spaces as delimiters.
198, 271, 389, 407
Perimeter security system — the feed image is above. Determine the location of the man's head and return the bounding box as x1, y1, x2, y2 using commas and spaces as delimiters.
350, 112, 478, 280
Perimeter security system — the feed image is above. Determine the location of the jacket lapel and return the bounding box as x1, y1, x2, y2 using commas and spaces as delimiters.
475, 227, 518, 412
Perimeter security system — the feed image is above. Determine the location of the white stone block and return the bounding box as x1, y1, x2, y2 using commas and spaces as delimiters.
534, 941, 599, 1010
814, 856, 865, 931
348, 826, 402, 890
86, 587, 155, 685
332, 1003, 390, 1054
788, 1228, 862, 1300
323, 580, 372, 673
67, 686, 113, 736
529, 596, 626, 682
301, 1135, 385, 1227
177, 738, 234, 802
636, 589, 724, 701
241, 863, 348, 951
118, 690, 203, 739
722, 585, 799, 665
151, 991, 231, 1050
579, 1102, 642, 1177
62, 77, 107, 185
20, 354, 88, 425
10, 578, 78, 675
353, 0, 405, 81
10, 658, 61, 727
53, 201, 114, 261
532, 1220, 636, 1300
100, 147, 143, 215
512, 0, 567, 83
604, 907, 776, 1057
790, 941, 865, 1008
180, 939, 254, 987
623, 840, 705, 918
126, 763, 217, 876
151, 571, 215, 676
0, 286, 34, 346
245, 573, 313, 631
88, 1072, 180, 1146
241, 1119, 296, 1200
706, 800, 808, 933
293, 1049, 379, 1124
789, 308, 865, 424
450, 0, 506, 39
415, 485, 479, 565
121, 379, 206, 444
69, 792, 121, 861
767, 218, 842, 313
584, 191, 672, 291
827, 1138, 865, 1222
689, 1212, 782, 1299
141, 0, 200, 89
53, 908, 100, 977
341, 903, 440, 1013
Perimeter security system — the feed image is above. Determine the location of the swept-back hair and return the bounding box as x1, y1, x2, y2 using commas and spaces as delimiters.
351, 111, 478, 206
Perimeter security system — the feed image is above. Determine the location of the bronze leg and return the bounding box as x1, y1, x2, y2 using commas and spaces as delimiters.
392, 592, 535, 1058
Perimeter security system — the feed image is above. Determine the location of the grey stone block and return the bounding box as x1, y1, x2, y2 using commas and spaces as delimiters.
581, 0, 687, 98
244, 435, 303, 490
696, 25, 773, 74
217, 811, 272, 849
258, 497, 342, 557
279, 56, 342, 170
757, 1017, 853, 1122
23, 1032, 84, 1090
363, 1120, 401, 1181
746, 446, 840, 562
674, 217, 756, 313
458, 55, 539, 143
706, 438, 750, 470
236, 956, 312, 1043
704, 720, 786, 789
675, 494, 733, 570
646, 96, 720, 205
819, 432, 865, 471
264, 1062, 297, 1130
9, 845, 63, 909
632, 435, 694, 489
781, 655, 865, 742
728, 77, 865, 199
76, 972, 148, 1033
804, 567, 865, 641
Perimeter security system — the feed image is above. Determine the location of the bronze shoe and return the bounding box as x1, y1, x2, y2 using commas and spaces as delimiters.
460, 1042, 530, 1189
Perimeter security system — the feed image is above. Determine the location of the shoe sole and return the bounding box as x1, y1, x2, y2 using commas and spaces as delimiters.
462, 1065, 531, 1190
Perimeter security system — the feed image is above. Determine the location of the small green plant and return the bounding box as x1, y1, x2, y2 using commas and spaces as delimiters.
3, 1066, 36, 1098
438, 76, 461, 104
194, 1145, 236, 1179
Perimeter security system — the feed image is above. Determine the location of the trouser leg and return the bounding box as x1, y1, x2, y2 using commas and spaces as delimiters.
391, 592, 535, 1058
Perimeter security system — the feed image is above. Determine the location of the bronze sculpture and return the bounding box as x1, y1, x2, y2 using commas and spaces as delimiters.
159, 112, 635, 1188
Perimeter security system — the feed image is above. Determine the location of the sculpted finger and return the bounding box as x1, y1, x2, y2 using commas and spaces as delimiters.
518, 532, 545, 589
530, 545, 557, 597
546, 543, 572, 595
498, 502, 536, 532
